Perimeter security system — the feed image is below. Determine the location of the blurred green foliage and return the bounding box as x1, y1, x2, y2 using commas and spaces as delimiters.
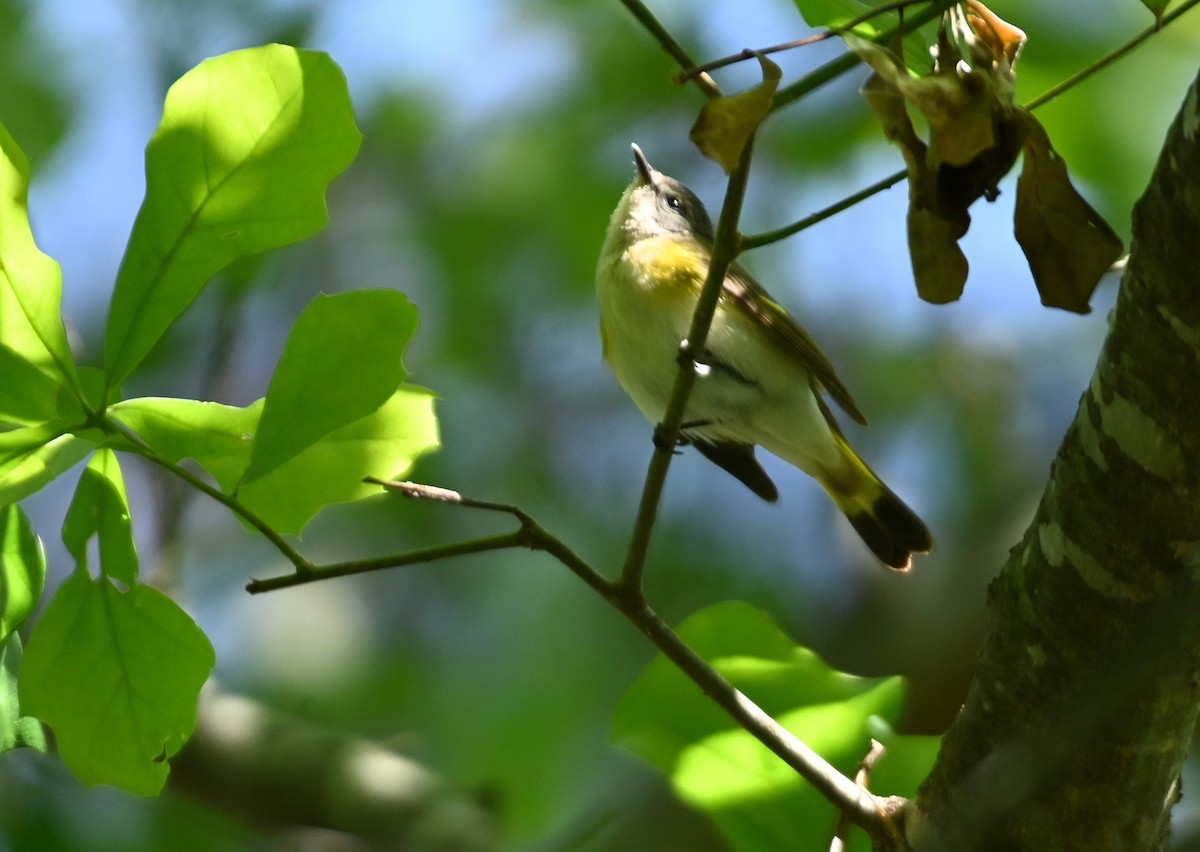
1, 0, 1198, 849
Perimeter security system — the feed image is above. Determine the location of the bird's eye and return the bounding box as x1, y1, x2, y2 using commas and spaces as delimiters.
665, 195, 683, 211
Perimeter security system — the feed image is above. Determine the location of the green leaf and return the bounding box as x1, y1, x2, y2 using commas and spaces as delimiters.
19, 572, 215, 795
62, 450, 138, 586
0, 505, 45, 642
0, 424, 95, 505
0, 120, 79, 401
2, 633, 48, 752
0, 341, 67, 426
111, 384, 439, 536
240, 289, 419, 486
613, 601, 908, 852
103, 45, 362, 395
109, 397, 262, 491
240, 384, 439, 535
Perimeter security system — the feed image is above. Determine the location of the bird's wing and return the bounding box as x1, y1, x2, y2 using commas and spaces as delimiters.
721, 263, 868, 426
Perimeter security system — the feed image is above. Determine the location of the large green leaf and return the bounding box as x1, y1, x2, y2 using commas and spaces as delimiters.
0, 341, 68, 426
108, 397, 262, 491
612, 601, 912, 852
0, 505, 45, 642
19, 571, 215, 795
239, 383, 439, 534
0, 120, 78, 405
0, 424, 95, 506
240, 289, 419, 486
61, 450, 138, 586
103, 45, 362, 395
111, 384, 439, 536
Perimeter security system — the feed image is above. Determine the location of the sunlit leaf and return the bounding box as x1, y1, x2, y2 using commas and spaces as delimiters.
239, 384, 439, 535
0, 120, 79, 402
0, 505, 45, 643
103, 45, 362, 396
1014, 113, 1123, 314
240, 290, 418, 486
0, 424, 95, 506
613, 601, 908, 851
109, 397, 261, 491
61, 450, 138, 586
19, 572, 215, 795
690, 53, 782, 173
0, 342, 67, 426
111, 384, 439, 537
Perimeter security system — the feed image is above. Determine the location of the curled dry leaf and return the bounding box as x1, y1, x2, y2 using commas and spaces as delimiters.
1014, 113, 1124, 314
846, 6, 1028, 305
847, 1, 1118, 312
689, 52, 782, 173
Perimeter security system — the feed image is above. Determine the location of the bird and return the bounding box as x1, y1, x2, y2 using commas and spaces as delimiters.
596, 143, 932, 570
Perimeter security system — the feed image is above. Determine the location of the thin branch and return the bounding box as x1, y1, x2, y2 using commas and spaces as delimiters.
617, 0, 721, 98
831, 739, 890, 852
260, 477, 903, 844
741, 168, 908, 251
677, 0, 931, 82
630, 600, 890, 841
244, 531, 527, 593
1023, 0, 1200, 111
616, 136, 757, 594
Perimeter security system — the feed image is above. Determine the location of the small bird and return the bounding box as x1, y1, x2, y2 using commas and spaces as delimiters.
596, 144, 932, 570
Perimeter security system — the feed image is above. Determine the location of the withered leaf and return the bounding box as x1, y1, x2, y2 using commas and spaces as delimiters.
689, 53, 781, 173
1014, 111, 1124, 314
909, 204, 970, 304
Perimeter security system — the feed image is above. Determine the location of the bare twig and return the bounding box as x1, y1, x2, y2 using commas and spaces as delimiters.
617, 0, 721, 98
831, 739, 891, 852
676, 0, 931, 82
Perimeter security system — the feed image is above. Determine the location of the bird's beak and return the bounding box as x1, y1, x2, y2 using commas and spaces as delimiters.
631, 143, 654, 185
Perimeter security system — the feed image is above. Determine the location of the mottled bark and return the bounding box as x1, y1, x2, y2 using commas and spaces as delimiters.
907, 69, 1200, 852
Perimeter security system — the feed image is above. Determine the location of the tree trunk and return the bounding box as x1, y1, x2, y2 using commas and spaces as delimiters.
906, 68, 1200, 852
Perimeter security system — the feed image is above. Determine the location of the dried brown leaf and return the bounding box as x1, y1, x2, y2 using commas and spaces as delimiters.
1014, 112, 1124, 314
908, 204, 970, 304
689, 53, 782, 173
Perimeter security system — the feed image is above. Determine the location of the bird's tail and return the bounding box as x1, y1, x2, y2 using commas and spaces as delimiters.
823, 435, 932, 571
